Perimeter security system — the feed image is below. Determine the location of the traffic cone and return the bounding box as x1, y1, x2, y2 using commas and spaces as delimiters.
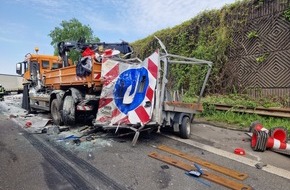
251, 129, 290, 152
269, 127, 288, 143
266, 136, 290, 151
251, 129, 268, 151
249, 121, 269, 133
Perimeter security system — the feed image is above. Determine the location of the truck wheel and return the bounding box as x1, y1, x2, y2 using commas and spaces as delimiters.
179, 116, 191, 139
62, 95, 75, 125
51, 98, 63, 125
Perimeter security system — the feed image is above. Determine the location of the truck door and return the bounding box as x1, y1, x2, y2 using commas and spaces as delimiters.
30, 61, 39, 87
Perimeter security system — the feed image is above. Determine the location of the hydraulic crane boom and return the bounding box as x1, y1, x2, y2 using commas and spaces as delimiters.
57, 40, 133, 67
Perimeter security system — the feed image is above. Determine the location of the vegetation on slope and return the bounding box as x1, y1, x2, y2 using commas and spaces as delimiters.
132, 1, 250, 97
132, 0, 290, 131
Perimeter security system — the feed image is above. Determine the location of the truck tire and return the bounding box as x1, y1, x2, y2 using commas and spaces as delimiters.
51, 98, 63, 125
179, 116, 191, 139
62, 95, 75, 125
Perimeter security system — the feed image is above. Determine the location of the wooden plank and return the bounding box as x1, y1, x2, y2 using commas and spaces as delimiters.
149, 152, 252, 190
158, 145, 248, 181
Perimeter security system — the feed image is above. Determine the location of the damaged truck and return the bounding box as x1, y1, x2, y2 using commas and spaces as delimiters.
16, 37, 212, 145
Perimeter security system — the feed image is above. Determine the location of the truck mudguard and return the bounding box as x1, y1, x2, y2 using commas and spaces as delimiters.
172, 112, 192, 132
66, 87, 83, 103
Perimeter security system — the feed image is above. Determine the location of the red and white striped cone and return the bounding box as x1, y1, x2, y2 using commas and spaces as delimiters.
251, 129, 268, 151
269, 127, 288, 143
266, 136, 290, 151
251, 129, 290, 152
249, 121, 269, 133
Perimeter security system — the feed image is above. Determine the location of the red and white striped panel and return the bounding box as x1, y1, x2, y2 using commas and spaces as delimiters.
95, 59, 120, 124
127, 50, 159, 125
95, 51, 159, 126
94, 73, 101, 80
77, 105, 93, 111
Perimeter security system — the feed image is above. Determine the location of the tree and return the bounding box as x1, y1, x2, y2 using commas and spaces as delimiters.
49, 18, 100, 63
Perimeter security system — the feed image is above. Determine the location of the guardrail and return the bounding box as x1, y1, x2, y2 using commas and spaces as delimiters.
213, 104, 290, 118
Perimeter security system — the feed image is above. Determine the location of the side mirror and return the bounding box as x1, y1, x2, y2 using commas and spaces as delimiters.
16, 62, 22, 75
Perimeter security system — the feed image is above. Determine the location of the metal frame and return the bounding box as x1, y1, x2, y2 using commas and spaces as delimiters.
154, 36, 213, 126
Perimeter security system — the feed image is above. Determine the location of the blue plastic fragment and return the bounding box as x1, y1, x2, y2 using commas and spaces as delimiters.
194, 163, 203, 174
58, 135, 80, 141
185, 172, 211, 187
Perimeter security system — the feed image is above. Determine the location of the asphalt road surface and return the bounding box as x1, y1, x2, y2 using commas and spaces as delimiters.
0, 97, 290, 190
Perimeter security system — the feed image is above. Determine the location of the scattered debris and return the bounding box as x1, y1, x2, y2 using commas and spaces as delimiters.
194, 163, 204, 175
79, 126, 90, 132
187, 170, 202, 177
86, 135, 94, 142
25, 120, 32, 128
160, 165, 169, 170
1, 94, 114, 150
9, 114, 17, 119
255, 163, 267, 169
234, 148, 246, 155
59, 126, 70, 132
21, 114, 34, 118
157, 145, 248, 180
185, 171, 211, 187
73, 139, 81, 146
23, 118, 51, 133
46, 125, 60, 135
57, 135, 80, 142
149, 152, 252, 190
87, 151, 95, 160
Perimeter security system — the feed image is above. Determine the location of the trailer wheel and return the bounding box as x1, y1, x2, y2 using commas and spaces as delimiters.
51, 98, 63, 125
62, 95, 75, 125
179, 116, 191, 139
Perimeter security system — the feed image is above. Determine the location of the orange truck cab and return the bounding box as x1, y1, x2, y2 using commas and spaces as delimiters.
17, 51, 66, 86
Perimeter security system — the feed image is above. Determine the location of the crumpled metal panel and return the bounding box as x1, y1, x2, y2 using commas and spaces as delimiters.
95, 51, 159, 126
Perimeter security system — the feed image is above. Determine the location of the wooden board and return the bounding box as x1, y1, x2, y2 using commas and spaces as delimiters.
149, 152, 252, 190
158, 145, 248, 180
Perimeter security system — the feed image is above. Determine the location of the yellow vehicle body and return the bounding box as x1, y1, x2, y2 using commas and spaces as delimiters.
23, 54, 102, 91
44, 62, 102, 90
